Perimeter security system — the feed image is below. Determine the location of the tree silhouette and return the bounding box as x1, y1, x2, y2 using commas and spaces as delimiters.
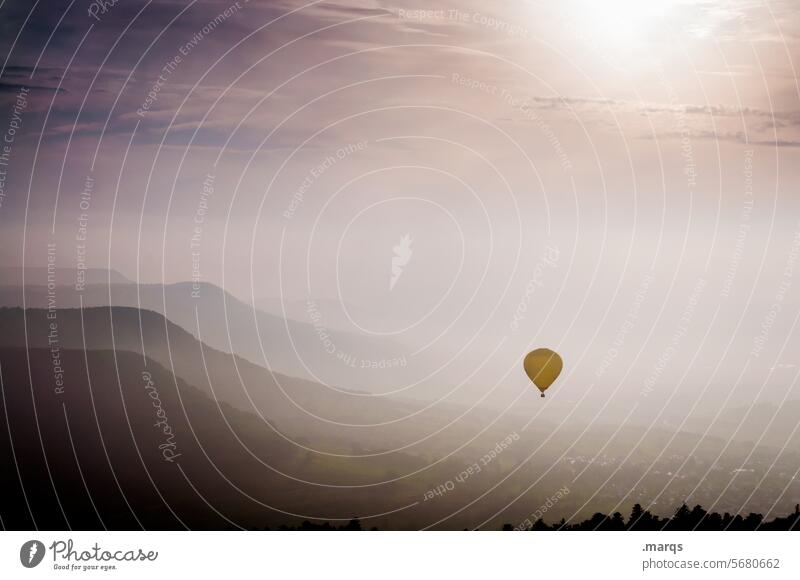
627, 503, 663, 530
269, 503, 800, 530
628, 503, 644, 528
664, 503, 693, 530
506, 503, 800, 531
277, 518, 363, 531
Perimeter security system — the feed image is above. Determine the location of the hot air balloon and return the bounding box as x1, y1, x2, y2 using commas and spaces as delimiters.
524, 348, 563, 397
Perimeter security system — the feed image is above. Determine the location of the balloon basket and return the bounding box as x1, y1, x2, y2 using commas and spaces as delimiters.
540, 393, 545, 398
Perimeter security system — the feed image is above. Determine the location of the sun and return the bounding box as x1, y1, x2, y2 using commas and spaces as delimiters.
566, 0, 682, 51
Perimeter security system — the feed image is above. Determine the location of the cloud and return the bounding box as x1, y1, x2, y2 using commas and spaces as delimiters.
519, 93, 800, 147
525, 94, 799, 122
641, 128, 800, 148
0, 81, 65, 94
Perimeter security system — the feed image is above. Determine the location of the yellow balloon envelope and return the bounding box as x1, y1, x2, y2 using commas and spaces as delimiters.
524, 348, 563, 397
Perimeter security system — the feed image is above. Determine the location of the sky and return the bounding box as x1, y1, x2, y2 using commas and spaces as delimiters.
1, 0, 800, 423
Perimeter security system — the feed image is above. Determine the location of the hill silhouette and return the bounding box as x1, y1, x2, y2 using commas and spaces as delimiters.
0, 306, 538, 461
0, 306, 431, 434
0, 346, 429, 529
0, 282, 417, 394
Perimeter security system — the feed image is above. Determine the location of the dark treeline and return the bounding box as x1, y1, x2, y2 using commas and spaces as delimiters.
264, 504, 800, 531
264, 519, 375, 531
503, 503, 800, 531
